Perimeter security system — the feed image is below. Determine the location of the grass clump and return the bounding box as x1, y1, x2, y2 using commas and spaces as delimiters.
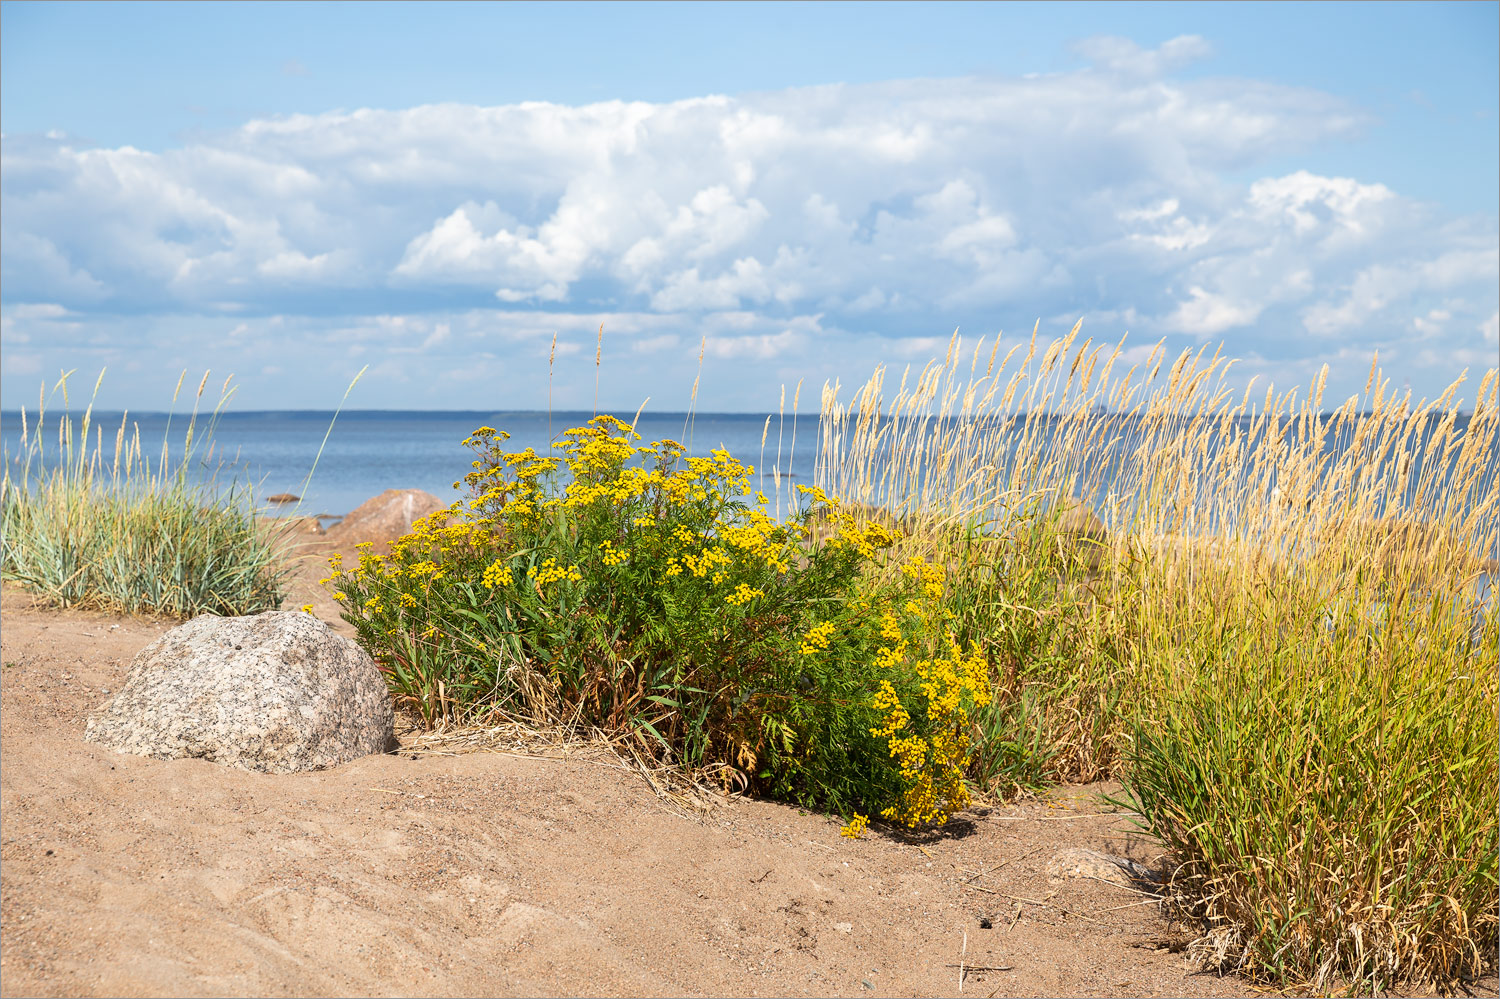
330, 415, 990, 824
1, 372, 287, 618
1124, 573, 1496, 990
818, 326, 1498, 992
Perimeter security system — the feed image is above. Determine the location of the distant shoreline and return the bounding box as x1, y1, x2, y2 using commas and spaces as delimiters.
0, 408, 811, 420
0, 407, 1480, 426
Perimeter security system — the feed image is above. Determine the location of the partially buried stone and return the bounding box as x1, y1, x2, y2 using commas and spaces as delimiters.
1046, 848, 1159, 888
84, 611, 394, 773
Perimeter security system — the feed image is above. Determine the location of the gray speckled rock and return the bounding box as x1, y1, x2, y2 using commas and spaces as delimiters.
1046, 848, 1160, 888
85, 611, 394, 773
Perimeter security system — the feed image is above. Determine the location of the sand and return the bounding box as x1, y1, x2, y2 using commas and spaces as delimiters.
0, 535, 1257, 998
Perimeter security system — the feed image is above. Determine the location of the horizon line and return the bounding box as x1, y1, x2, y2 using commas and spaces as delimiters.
0, 405, 1480, 420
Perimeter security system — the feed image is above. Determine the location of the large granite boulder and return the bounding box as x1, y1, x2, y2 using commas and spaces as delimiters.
325, 488, 447, 554
85, 611, 394, 773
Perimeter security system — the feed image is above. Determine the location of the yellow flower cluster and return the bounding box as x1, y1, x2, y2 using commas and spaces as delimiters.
795, 485, 900, 558
721, 509, 794, 572
873, 612, 908, 671
372, 506, 502, 579
458, 421, 790, 581
677, 544, 732, 580
599, 540, 628, 566
870, 679, 910, 737
797, 484, 833, 505
725, 583, 764, 606
528, 557, 583, 596
868, 595, 993, 829
406, 559, 443, 579
800, 620, 837, 656
462, 426, 508, 446
838, 519, 899, 559
481, 558, 513, 589
881, 725, 973, 828
461, 443, 559, 525
840, 813, 870, 839
901, 557, 945, 600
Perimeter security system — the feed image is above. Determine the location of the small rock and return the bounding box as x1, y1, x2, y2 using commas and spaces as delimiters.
834, 922, 853, 934
1046, 848, 1158, 887
861, 979, 874, 990
266, 493, 300, 504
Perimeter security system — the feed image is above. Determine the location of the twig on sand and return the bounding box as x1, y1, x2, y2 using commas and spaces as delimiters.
1079, 872, 1160, 896
989, 891, 1099, 924
958, 929, 967, 993
946, 964, 1013, 972
954, 846, 1042, 886
400, 719, 591, 759
1099, 897, 1164, 913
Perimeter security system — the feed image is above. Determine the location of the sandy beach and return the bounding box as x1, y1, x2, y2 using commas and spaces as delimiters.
0, 530, 1257, 999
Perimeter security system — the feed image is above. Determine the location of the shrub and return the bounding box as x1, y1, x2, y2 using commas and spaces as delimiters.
331, 416, 990, 824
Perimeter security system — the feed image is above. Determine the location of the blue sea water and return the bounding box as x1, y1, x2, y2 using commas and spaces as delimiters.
0, 409, 820, 521
3, 408, 1493, 531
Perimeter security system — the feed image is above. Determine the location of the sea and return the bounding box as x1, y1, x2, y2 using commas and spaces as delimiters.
0, 409, 821, 524
2, 408, 1494, 528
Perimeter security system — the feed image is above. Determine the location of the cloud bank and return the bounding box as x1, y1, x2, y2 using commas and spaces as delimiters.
3, 36, 1495, 411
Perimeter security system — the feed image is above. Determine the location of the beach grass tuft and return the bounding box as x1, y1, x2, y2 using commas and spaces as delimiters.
1, 371, 288, 617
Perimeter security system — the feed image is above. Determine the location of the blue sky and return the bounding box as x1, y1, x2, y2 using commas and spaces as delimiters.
2, 0, 1496, 412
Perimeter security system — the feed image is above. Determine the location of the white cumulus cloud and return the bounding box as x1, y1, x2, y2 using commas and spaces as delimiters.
2, 35, 1495, 409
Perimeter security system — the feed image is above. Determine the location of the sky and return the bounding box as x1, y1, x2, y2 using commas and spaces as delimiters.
2, 0, 1497, 414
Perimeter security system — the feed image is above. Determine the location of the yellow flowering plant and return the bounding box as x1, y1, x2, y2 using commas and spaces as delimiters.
329, 416, 993, 825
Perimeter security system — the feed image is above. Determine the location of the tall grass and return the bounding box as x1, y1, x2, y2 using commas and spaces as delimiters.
1, 371, 288, 617
817, 326, 1498, 992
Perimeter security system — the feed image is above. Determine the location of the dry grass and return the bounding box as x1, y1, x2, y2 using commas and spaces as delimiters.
816, 326, 1498, 993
